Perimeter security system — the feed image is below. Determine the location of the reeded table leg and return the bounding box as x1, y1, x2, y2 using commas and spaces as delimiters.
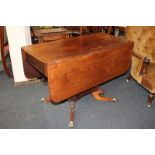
68, 101, 75, 128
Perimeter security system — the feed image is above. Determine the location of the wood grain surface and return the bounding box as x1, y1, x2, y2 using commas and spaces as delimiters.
22, 34, 133, 102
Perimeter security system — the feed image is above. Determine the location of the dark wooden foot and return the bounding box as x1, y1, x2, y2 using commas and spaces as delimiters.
147, 92, 155, 107
126, 74, 132, 82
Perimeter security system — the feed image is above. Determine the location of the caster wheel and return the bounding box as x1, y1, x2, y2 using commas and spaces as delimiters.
112, 97, 117, 102
68, 121, 74, 128
41, 97, 48, 103
147, 104, 151, 108
41, 98, 45, 102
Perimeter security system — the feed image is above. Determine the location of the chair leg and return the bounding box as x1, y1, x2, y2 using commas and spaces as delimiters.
147, 92, 155, 107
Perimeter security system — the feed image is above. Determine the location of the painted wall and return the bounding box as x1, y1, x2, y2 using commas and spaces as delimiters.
6, 26, 32, 82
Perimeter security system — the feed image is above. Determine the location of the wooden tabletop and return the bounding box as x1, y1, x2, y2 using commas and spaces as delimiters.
22, 34, 131, 65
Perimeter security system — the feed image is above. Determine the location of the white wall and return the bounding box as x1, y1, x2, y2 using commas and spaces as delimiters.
6, 26, 32, 83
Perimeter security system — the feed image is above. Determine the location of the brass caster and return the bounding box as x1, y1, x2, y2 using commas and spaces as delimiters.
126, 79, 129, 82
147, 104, 151, 108
112, 97, 117, 102
41, 98, 45, 102
68, 121, 74, 128
41, 97, 48, 103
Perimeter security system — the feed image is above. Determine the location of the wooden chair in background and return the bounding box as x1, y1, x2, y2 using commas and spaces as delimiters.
0, 26, 12, 78
80, 26, 112, 35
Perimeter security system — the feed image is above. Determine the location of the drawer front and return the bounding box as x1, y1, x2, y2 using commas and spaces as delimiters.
25, 53, 47, 76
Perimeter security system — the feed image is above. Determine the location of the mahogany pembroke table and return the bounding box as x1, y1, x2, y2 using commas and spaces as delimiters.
22, 34, 133, 127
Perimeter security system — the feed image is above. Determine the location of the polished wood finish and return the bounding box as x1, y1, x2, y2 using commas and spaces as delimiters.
22, 33, 133, 127
22, 34, 133, 103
